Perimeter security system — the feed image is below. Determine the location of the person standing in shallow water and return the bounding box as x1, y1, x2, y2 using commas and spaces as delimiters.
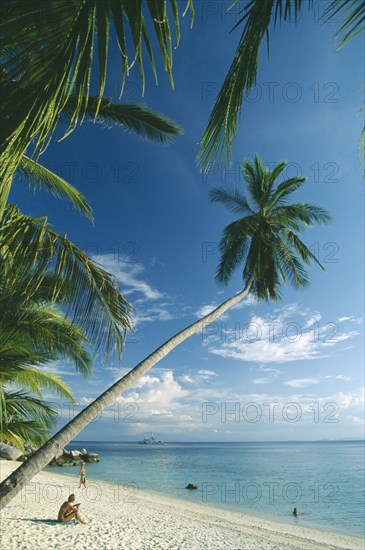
79, 462, 86, 488
293, 508, 299, 517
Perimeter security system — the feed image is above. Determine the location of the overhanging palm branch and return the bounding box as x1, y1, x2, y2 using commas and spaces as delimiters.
197, 0, 364, 171
322, 0, 365, 49
61, 97, 184, 144
0, 204, 133, 360
0, 390, 59, 449
15, 98, 183, 220
17, 156, 94, 222
0, 358, 74, 402
0, 0, 194, 217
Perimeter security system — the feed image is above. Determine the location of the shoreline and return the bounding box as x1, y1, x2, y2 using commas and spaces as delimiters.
47, 464, 360, 540
1, 460, 364, 550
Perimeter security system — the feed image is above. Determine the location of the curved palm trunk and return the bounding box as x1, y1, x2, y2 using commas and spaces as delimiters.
0, 282, 252, 509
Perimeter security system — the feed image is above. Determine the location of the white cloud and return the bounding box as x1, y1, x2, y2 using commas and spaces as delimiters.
40, 360, 78, 376
335, 375, 352, 381
347, 415, 365, 425
178, 369, 218, 386
258, 366, 284, 374
284, 377, 321, 388
252, 377, 271, 385
303, 313, 322, 329
195, 302, 230, 320
95, 253, 163, 301
116, 370, 189, 409
197, 370, 217, 379
196, 295, 257, 319
93, 254, 186, 326
231, 295, 257, 309
207, 305, 360, 364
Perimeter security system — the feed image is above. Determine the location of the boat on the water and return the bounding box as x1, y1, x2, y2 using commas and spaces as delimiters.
138, 433, 164, 445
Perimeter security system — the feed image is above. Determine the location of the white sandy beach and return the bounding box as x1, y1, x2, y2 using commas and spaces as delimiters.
0, 460, 363, 550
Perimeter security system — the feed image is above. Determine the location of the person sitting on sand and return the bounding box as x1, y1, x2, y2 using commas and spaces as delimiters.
292, 507, 299, 517
57, 494, 87, 524
79, 462, 86, 488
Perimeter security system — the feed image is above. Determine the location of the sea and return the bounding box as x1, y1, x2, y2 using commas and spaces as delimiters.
47, 440, 365, 539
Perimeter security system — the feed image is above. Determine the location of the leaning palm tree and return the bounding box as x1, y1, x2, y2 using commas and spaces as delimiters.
197, 0, 365, 170
0, 155, 332, 508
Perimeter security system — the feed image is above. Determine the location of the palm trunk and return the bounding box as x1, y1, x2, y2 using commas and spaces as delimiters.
0, 282, 252, 509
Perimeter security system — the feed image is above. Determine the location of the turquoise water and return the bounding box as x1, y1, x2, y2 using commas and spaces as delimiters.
49, 440, 365, 538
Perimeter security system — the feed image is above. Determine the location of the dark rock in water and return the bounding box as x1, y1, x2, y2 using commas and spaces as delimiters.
0, 443, 23, 461
185, 483, 198, 490
86, 453, 99, 463
48, 448, 100, 467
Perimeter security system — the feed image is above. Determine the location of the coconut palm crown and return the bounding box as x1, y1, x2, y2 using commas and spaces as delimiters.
210, 155, 332, 300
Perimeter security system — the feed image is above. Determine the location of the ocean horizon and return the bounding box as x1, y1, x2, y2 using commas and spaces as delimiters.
47, 439, 365, 539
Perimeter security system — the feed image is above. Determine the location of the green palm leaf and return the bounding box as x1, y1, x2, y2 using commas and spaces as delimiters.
322, 0, 365, 49
0, 389, 59, 449
0, 204, 133, 360
61, 97, 183, 144
0, 0, 194, 216
17, 156, 94, 222
197, 0, 364, 171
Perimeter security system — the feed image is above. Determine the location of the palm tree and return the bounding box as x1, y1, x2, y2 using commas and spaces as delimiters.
0, 203, 133, 360
0, 155, 332, 508
0, 264, 92, 450
0, 0, 195, 219
0, 390, 61, 450
197, 0, 365, 171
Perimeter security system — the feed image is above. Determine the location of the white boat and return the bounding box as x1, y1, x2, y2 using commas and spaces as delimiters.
138, 433, 163, 445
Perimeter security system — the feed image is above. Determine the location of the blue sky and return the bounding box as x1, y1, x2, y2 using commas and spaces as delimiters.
10, 2, 364, 442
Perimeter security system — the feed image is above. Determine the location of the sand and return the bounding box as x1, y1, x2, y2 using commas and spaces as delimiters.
0, 460, 363, 550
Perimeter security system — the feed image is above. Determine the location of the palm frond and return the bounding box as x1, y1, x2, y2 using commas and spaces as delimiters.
8, 368, 74, 402
268, 176, 307, 207
274, 236, 310, 289
16, 156, 94, 222
284, 229, 325, 269
209, 187, 254, 215
275, 203, 333, 226
197, 0, 361, 172
215, 218, 255, 284
0, 204, 133, 361
0, 389, 60, 449
322, 0, 365, 49
197, 1, 274, 171
0, 1, 194, 216
61, 97, 183, 144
